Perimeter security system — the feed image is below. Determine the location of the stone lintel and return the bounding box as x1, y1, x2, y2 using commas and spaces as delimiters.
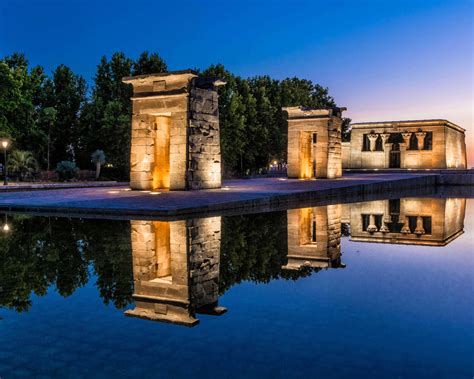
283, 106, 347, 120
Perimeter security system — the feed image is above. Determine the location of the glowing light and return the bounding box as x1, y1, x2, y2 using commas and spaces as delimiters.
123, 188, 132, 191
2, 223, 10, 232
221, 186, 230, 191
140, 190, 151, 193
278, 178, 287, 181
107, 190, 120, 194
150, 192, 161, 195
1, 141, 8, 149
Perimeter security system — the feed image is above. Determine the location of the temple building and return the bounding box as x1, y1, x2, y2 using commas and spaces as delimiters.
125, 217, 226, 326
341, 198, 466, 246
123, 70, 225, 190
283, 107, 346, 179
342, 119, 467, 169
283, 205, 345, 270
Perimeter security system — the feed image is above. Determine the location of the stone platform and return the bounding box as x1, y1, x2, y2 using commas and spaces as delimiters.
2, 172, 468, 219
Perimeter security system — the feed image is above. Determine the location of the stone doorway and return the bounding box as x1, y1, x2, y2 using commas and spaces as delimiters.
390, 143, 401, 168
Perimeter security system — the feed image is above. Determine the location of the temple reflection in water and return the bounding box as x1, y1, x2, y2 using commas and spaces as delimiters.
342, 198, 466, 246
125, 197, 466, 326
125, 217, 226, 326
285, 205, 345, 271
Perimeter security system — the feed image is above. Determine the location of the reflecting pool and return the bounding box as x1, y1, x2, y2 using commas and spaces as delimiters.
0, 195, 472, 378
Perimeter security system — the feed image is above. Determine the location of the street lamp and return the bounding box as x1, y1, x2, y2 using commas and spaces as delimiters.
2, 214, 10, 233
2, 140, 8, 186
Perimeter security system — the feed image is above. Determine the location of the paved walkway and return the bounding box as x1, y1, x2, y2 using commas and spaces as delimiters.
0, 181, 122, 191
0, 173, 440, 219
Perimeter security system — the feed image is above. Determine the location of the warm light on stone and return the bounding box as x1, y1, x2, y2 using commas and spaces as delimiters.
342, 120, 467, 169
283, 107, 346, 179
284, 205, 344, 270
342, 197, 465, 246
123, 70, 225, 191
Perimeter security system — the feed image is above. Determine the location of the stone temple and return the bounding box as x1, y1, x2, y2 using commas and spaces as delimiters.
342, 119, 467, 169
123, 70, 225, 190
283, 106, 346, 179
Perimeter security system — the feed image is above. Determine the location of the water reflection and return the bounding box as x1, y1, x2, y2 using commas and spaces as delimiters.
0, 197, 468, 326
126, 218, 225, 326
342, 198, 465, 246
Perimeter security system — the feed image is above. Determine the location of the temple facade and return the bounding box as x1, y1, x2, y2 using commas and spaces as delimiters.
283, 107, 346, 179
342, 119, 467, 170
123, 70, 225, 191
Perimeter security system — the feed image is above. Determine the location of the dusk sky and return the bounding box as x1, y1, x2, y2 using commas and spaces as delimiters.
1, 0, 473, 165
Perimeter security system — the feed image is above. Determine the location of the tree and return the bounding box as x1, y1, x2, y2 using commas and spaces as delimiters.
91, 149, 106, 179
7, 150, 39, 180
342, 117, 352, 142
132, 51, 167, 76
39, 107, 57, 171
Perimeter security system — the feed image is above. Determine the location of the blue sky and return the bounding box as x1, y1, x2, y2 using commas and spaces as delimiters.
1, 0, 473, 162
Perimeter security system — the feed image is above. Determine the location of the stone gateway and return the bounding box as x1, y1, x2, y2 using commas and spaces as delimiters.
283, 106, 346, 179
123, 70, 225, 191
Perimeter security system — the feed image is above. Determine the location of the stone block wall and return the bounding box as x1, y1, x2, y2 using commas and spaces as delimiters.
188, 88, 222, 189
188, 216, 222, 309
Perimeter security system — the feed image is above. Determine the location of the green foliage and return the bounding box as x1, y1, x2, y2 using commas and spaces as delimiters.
0, 215, 132, 312
7, 150, 39, 180
55, 160, 79, 181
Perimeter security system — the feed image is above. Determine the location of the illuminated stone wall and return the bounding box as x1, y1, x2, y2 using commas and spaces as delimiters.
125, 216, 224, 326
344, 120, 467, 169
284, 204, 343, 270
344, 198, 466, 246
284, 107, 345, 179
123, 70, 224, 190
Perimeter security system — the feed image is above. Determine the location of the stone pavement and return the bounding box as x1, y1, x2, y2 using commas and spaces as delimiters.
0, 173, 443, 219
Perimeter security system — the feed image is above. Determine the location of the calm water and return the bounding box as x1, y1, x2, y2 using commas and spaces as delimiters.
0, 196, 472, 378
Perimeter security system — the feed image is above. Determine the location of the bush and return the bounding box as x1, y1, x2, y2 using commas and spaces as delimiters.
55, 161, 79, 181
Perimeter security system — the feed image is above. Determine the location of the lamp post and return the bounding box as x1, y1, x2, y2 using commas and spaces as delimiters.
2, 140, 8, 186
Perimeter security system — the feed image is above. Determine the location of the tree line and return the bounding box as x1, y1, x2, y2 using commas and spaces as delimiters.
0, 51, 347, 180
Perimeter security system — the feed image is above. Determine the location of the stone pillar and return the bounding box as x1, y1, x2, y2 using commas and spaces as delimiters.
415, 131, 426, 150
399, 142, 408, 168
368, 133, 379, 152
414, 216, 425, 235
384, 142, 393, 168
367, 214, 378, 233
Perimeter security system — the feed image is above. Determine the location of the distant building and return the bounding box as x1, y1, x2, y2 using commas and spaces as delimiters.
342, 119, 467, 169
283, 107, 346, 179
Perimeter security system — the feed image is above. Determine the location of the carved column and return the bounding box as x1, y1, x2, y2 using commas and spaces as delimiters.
367, 214, 378, 233
380, 133, 390, 149
400, 216, 411, 234
415, 131, 426, 150
414, 216, 425, 235
368, 133, 379, 152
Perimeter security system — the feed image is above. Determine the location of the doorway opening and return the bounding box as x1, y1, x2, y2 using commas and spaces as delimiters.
390, 143, 401, 168
153, 116, 171, 189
